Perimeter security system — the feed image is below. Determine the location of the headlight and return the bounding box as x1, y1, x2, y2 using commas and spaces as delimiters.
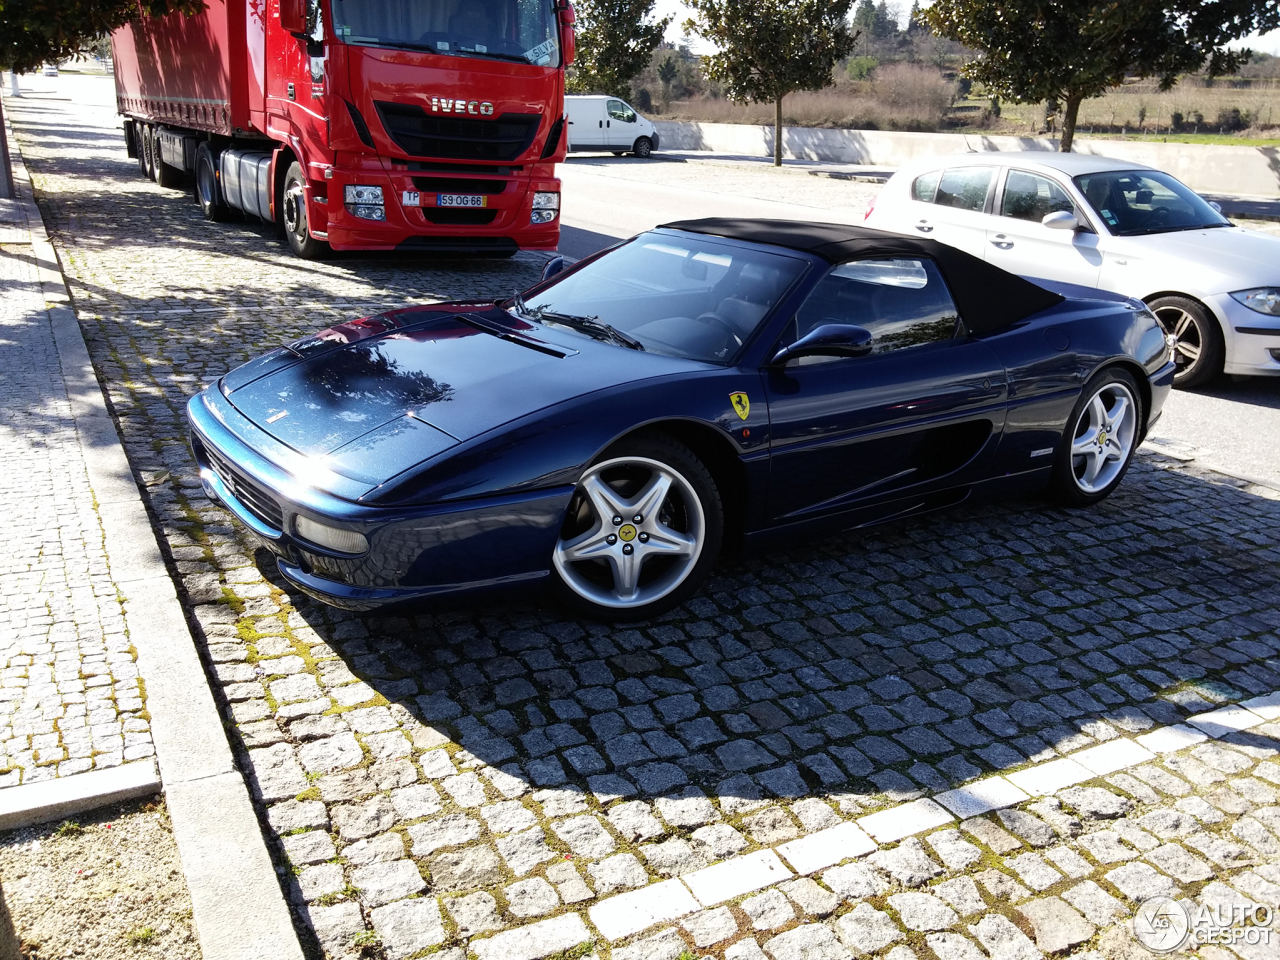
531, 209, 556, 224
1231, 288, 1280, 316
349, 204, 386, 221
344, 185, 383, 204
533, 191, 560, 210
295, 516, 369, 555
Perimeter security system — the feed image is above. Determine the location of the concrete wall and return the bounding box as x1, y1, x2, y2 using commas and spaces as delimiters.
653, 121, 1280, 198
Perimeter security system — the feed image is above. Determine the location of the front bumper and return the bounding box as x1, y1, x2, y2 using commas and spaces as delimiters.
187, 389, 573, 611
1212, 294, 1280, 377
308, 161, 561, 253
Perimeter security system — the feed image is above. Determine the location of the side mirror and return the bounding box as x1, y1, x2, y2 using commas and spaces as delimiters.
558, 1, 576, 65
1209, 200, 1222, 213
280, 0, 305, 34
1042, 210, 1079, 231
541, 256, 567, 282
771, 323, 873, 366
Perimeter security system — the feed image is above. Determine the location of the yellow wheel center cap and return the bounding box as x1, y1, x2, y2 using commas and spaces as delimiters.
618, 524, 637, 542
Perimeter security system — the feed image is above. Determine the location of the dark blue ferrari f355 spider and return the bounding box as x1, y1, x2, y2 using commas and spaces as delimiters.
187, 219, 1176, 620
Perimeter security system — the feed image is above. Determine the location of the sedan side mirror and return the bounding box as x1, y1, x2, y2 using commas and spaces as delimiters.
1042, 211, 1079, 231
1209, 201, 1223, 213
771, 323, 873, 366
542, 256, 567, 282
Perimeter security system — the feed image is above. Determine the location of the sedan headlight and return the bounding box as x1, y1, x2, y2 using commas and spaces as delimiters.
1231, 288, 1280, 316
295, 516, 369, 555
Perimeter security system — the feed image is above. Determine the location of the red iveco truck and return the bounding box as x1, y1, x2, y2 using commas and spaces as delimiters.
111, 0, 574, 258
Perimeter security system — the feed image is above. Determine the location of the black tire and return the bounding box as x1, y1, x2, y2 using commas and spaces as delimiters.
1148, 295, 1224, 389
155, 134, 184, 189
550, 433, 723, 622
141, 126, 157, 181
611, 151, 624, 156
194, 143, 229, 221
133, 125, 148, 178
1050, 367, 1144, 507
279, 161, 328, 259
633, 137, 653, 158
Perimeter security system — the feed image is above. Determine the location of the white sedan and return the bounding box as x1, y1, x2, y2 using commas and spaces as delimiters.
864, 152, 1280, 387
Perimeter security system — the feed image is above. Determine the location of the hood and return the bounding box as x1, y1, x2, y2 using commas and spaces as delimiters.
1114, 226, 1280, 290
221, 310, 703, 487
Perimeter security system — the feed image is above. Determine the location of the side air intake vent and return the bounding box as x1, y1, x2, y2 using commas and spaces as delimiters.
345, 100, 375, 149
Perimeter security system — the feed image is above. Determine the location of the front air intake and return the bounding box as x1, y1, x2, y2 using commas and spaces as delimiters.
374, 102, 540, 161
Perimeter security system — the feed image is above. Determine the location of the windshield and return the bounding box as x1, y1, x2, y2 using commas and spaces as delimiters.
517, 233, 808, 363
1074, 170, 1229, 236
331, 0, 561, 66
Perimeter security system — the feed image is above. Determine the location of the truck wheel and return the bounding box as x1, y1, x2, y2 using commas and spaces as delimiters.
633, 137, 653, 158
195, 143, 228, 221
141, 126, 157, 181
280, 161, 328, 259
155, 136, 184, 189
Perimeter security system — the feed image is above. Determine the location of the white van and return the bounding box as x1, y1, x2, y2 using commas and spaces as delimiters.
565, 95, 659, 157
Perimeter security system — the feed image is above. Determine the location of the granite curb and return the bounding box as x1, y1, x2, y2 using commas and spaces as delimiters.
2, 104, 305, 960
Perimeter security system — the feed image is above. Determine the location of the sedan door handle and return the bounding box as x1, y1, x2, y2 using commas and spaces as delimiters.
914, 220, 933, 233
990, 234, 1014, 249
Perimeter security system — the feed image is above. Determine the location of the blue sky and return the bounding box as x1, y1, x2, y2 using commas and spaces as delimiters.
650, 1, 1280, 56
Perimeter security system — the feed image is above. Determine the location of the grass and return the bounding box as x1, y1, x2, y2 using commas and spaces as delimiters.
55, 820, 83, 837
126, 926, 157, 945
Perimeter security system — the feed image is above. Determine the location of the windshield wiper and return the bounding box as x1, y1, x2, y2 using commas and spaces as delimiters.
362, 40, 438, 53
454, 49, 532, 64
510, 296, 643, 350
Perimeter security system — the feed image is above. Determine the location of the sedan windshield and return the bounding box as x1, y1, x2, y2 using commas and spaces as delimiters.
1074, 170, 1230, 236
516, 233, 809, 363
331, 0, 561, 66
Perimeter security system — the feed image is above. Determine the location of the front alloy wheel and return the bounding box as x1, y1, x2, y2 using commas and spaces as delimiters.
552, 438, 721, 620
1051, 368, 1142, 506
1149, 296, 1224, 388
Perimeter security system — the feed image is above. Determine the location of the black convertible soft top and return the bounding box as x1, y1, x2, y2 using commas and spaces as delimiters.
660, 218, 1064, 334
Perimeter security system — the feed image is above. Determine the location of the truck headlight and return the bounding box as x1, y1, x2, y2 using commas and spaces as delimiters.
295, 516, 369, 555
344, 185, 383, 204
344, 185, 385, 221
531, 210, 556, 224
1231, 288, 1280, 316
533, 192, 560, 210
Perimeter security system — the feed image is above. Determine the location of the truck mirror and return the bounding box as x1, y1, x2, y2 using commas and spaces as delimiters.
280, 0, 306, 35
559, 2, 576, 65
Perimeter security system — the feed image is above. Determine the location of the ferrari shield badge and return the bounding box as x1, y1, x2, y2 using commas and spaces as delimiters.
729, 392, 750, 420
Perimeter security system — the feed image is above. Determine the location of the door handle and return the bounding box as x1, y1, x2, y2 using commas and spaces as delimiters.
914, 220, 933, 233
990, 234, 1014, 249
1114, 259, 1127, 265
287, 82, 296, 101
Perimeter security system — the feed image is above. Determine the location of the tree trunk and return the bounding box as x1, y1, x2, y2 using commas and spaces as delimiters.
1060, 94, 1083, 153
774, 96, 783, 167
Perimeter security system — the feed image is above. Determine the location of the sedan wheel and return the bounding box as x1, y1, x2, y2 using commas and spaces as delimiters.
552, 437, 721, 620
1149, 296, 1224, 388
1051, 368, 1142, 506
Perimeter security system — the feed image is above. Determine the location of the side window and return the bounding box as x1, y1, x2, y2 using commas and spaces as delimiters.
1002, 170, 1076, 222
788, 258, 960, 358
935, 167, 995, 212
912, 170, 941, 203
607, 100, 636, 123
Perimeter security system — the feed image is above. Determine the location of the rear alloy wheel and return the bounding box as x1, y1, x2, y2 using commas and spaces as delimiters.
195, 143, 229, 221
633, 137, 653, 158
552, 436, 722, 621
280, 161, 328, 259
1050, 367, 1142, 506
1149, 295, 1224, 388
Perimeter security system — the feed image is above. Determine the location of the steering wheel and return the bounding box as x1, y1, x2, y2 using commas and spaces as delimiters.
691, 312, 745, 351
1146, 205, 1173, 226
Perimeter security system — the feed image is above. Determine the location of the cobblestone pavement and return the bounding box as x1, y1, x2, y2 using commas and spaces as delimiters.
0, 171, 153, 786
10, 83, 1280, 960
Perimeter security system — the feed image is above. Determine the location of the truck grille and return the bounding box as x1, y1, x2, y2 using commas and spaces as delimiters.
374, 103, 540, 161
206, 447, 285, 532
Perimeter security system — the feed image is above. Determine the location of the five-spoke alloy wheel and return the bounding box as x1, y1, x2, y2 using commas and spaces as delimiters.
1051, 368, 1143, 506
552, 436, 721, 620
1148, 295, 1224, 388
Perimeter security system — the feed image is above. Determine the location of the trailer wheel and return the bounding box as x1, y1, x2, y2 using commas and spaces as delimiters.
134, 125, 148, 177
280, 161, 328, 259
142, 126, 157, 181
155, 135, 184, 190
195, 143, 229, 221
